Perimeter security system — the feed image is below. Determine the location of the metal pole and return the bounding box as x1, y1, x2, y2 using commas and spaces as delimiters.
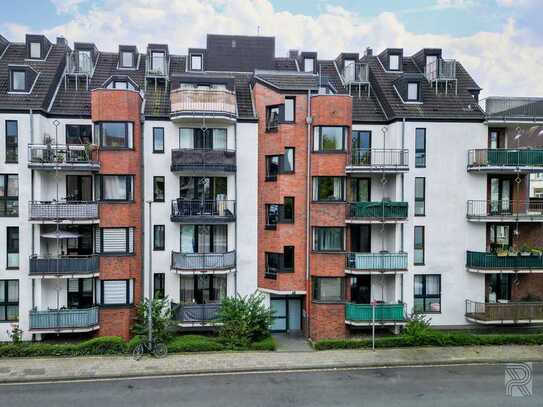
372, 299, 376, 352
147, 200, 153, 344
53, 120, 60, 313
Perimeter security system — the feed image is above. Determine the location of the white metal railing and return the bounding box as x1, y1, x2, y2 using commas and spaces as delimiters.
425, 59, 456, 82
170, 89, 237, 117
28, 144, 99, 168
66, 51, 93, 75
29, 201, 99, 220
171, 251, 236, 270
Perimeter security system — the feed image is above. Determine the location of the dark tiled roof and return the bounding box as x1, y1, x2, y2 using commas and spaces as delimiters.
206, 34, 275, 72
254, 71, 319, 91
273, 57, 298, 71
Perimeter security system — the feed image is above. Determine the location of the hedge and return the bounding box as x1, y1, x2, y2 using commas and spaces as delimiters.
313, 332, 543, 350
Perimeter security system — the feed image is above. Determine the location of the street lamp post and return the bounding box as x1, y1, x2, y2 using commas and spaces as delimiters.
146, 200, 153, 344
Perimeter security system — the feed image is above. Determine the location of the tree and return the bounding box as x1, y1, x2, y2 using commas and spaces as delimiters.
132, 297, 175, 343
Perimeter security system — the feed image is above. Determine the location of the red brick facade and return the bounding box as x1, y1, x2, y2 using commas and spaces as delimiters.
91, 89, 143, 340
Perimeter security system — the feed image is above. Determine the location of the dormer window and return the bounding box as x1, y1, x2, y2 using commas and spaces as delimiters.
343, 59, 355, 82
11, 70, 26, 92
30, 42, 41, 59
389, 54, 400, 71
120, 51, 134, 68
304, 58, 314, 73
77, 50, 92, 74
191, 54, 202, 71
407, 82, 419, 101
151, 51, 165, 75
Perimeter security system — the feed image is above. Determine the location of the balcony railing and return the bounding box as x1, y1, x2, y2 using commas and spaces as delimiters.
466, 251, 543, 271
29, 255, 99, 276
171, 199, 235, 222
346, 252, 408, 272
347, 149, 409, 171
171, 149, 236, 172
465, 300, 543, 324
145, 55, 168, 77
172, 303, 221, 324
345, 303, 406, 324
347, 201, 408, 221
66, 51, 93, 76
170, 89, 237, 118
467, 200, 543, 220
425, 59, 457, 82
484, 97, 543, 121
468, 149, 543, 169
29, 307, 99, 331
29, 201, 99, 221
28, 144, 100, 170
171, 251, 236, 271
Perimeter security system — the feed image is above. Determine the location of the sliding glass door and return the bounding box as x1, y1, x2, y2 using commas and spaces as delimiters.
180, 225, 227, 254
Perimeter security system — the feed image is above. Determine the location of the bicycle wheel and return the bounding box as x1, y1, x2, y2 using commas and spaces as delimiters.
133, 343, 145, 361
153, 342, 168, 359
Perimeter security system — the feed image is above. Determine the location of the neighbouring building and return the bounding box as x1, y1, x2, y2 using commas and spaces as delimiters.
0, 32, 541, 342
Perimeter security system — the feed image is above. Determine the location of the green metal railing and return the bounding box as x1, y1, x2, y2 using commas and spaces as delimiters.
346, 252, 407, 271
466, 251, 543, 270
348, 201, 408, 219
468, 149, 543, 168
345, 303, 406, 322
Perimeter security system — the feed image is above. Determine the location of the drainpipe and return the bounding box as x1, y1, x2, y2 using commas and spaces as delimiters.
400, 117, 406, 304
305, 91, 313, 337
234, 123, 238, 296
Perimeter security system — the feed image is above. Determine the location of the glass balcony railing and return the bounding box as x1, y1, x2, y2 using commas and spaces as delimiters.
484, 97, 543, 121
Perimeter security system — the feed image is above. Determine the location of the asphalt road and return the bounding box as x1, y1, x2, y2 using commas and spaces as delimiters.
0, 363, 540, 407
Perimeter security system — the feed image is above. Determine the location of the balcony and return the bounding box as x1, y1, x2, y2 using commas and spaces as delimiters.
345, 252, 407, 274
484, 97, 543, 123
29, 255, 99, 278
466, 251, 543, 273
467, 149, 543, 173
467, 200, 543, 222
465, 300, 543, 324
29, 307, 99, 332
29, 201, 99, 223
345, 303, 406, 326
170, 89, 237, 121
346, 149, 408, 173
171, 149, 236, 172
171, 199, 235, 223
171, 251, 236, 273
28, 144, 100, 171
172, 303, 220, 326
346, 201, 408, 223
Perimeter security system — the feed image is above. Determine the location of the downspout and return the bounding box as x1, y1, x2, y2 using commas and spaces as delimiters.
234, 122, 238, 296
30, 109, 35, 310
400, 117, 406, 304
305, 91, 313, 337
140, 96, 146, 303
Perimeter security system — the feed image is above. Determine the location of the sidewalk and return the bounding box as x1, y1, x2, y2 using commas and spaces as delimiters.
0, 345, 542, 383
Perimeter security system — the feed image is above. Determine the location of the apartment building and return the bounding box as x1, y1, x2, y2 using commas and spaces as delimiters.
0, 32, 541, 342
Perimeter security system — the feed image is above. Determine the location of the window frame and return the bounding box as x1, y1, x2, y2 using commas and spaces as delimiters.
414, 274, 441, 314
0, 280, 19, 322
304, 57, 314, 73
95, 122, 134, 149
265, 155, 281, 181
283, 197, 295, 223
389, 54, 400, 71
407, 82, 419, 101
97, 175, 134, 202
154, 273, 165, 299
313, 126, 347, 152
415, 128, 426, 168
120, 51, 135, 68
0, 174, 18, 217
313, 227, 345, 252
5, 120, 18, 163
153, 127, 165, 153
312, 176, 345, 202
415, 177, 426, 216
6, 226, 19, 270
153, 176, 165, 202
312, 277, 345, 303
10, 70, 26, 92
284, 97, 295, 123
190, 54, 203, 71
98, 227, 135, 255
66, 124, 92, 145
153, 225, 165, 251
414, 226, 425, 265
283, 147, 295, 173
100, 279, 132, 306
30, 42, 42, 59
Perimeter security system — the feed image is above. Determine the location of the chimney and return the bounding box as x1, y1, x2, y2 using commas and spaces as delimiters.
288, 49, 299, 59
56, 36, 67, 46
365, 47, 373, 57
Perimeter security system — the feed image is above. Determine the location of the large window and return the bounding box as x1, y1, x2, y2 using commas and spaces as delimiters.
7, 227, 18, 269
66, 124, 92, 145
313, 277, 344, 303
179, 176, 227, 200
67, 278, 94, 309
415, 128, 426, 167
97, 175, 133, 201
0, 175, 18, 217
313, 177, 344, 201
179, 128, 227, 150
180, 275, 226, 304
0, 280, 18, 321
153, 176, 165, 202
96, 228, 135, 255
414, 226, 425, 265
414, 275, 441, 313
180, 225, 227, 254
153, 127, 164, 153
5, 121, 18, 163
265, 246, 294, 277
153, 225, 165, 251
415, 177, 425, 216
284, 97, 295, 122
101, 280, 133, 305
95, 122, 133, 149
313, 126, 346, 152
313, 227, 344, 252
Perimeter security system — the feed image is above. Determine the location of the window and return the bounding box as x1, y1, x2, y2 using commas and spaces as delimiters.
151, 51, 165, 74
30, 42, 41, 59
97, 175, 133, 201
407, 82, 419, 101
179, 176, 226, 200
0, 280, 18, 321
414, 275, 441, 313
154, 273, 165, 298
106, 80, 135, 90
153, 127, 164, 153
5, 120, 18, 163
313, 177, 344, 201
283, 246, 294, 271
415, 128, 426, 167
78, 50, 92, 74
120, 51, 134, 68
414, 226, 425, 265
415, 177, 425, 216
284, 97, 295, 122
313, 277, 344, 303
153, 176, 165, 202
343, 59, 356, 82
313, 126, 346, 152
304, 58, 314, 73
283, 197, 294, 223
101, 280, 133, 305
96, 227, 135, 254
0, 175, 18, 217
179, 128, 227, 150
266, 155, 281, 181
11, 70, 26, 92
95, 122, 133, 148
313, 227, 344, 251
153, 225, 165, 251
389, 54, 400, 71
266, 204, 279, 228
6, 227, 18, 269
67, 278, 94, 309
265, 246, 294, 277
191, 54, 202, 71
266, 105, 280, 131
180, 275, 226, 304
66, 124, 92, 145
283, 147, 295, 172
180, 225, 227, 254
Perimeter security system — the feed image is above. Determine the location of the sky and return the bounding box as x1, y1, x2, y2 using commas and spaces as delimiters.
1, 0, 542, 98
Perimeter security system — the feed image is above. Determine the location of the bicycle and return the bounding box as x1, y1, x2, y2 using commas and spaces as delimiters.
133, 338, 168, 361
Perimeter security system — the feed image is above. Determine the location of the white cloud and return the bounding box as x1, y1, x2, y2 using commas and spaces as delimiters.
50, 0, 88, 14
3, 0, 542, 97
496, 0, 538, 7
436, 0, 473, 8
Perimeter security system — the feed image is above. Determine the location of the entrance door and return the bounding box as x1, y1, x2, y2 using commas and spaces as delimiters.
270, 299, 287, 331
66, 175, 93, 201
270, 298, 302, 332
351, 276, 371, 304
490, 177, 512, 214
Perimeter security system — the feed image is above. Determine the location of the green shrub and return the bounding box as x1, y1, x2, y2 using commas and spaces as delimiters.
126, 335, 144, 352
132, 297, 175, 343
249, 336, 276, 351
167, 335, 225, 353
77, 336, 126, 355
